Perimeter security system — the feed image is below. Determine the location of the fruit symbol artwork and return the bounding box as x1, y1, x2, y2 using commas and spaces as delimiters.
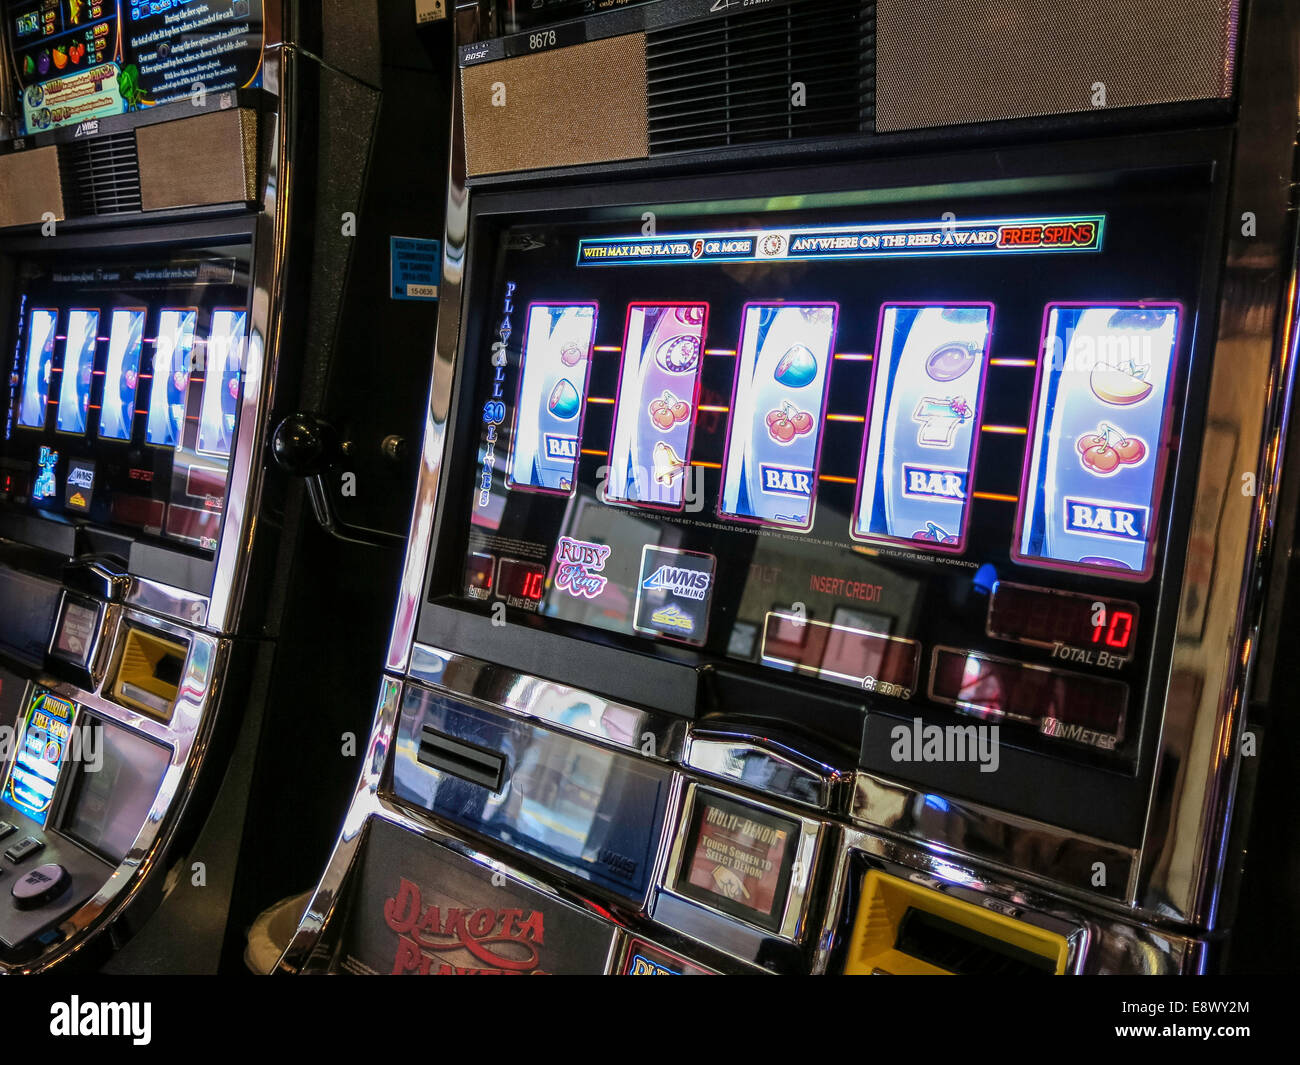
766, 401, 814, 444
547, 378, 580, 420
912, 521, 960, 545
925, 342, 979, 383
648, 391, 690, 431
1078, 423, 1146, 475
773, 343, 819, 388
559, 342, 585, 368
1090, 360, 1153, 407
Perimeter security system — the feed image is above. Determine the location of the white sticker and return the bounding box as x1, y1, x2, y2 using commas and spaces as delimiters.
415, 0, 447, 23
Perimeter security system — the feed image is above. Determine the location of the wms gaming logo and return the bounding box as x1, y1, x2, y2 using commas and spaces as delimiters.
641, 565, 711, 601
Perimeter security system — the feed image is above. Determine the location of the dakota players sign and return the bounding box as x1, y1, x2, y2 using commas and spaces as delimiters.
338, 819, 614, 975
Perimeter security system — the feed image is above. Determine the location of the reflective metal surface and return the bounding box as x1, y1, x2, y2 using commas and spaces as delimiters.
207, 46, 286, 634
123, 576, 210, 629
685, 730, 851, 812
1136, 0, 1300, 925
818, 828, 1206, 975
0, 606, 226, 973
391, 679, 678, 908
384, 5, 473, 673
851, 771, 1138, 906
409, 642, 687, 761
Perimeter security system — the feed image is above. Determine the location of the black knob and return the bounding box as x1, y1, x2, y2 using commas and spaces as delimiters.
271, 413, 337, 477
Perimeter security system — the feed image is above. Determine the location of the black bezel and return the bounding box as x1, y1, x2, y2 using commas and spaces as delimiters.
0, 217, 257, 596
415, 129, 1230, 847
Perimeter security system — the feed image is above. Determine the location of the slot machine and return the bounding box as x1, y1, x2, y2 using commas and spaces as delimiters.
0, 1, 449, 972
281, 0, 1300, 975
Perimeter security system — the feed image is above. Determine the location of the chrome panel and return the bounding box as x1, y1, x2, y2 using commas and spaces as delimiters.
123, 576, 210, 629
817, 828, 1205, 975
45, 593, 113, 689
280, 677, 639, 973
278, 675, 404, 971
408, 642, 687, 762
207, 44, 285, 633
390, 680, 680, 910
684, 730, 851, 812
384, 30, 471, 673
851, 771, 1138, 906
1136, 0, 1300, 925
0, 604, 227, 972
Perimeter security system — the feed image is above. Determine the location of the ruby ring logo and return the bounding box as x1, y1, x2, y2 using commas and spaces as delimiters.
553, 536, 610, 598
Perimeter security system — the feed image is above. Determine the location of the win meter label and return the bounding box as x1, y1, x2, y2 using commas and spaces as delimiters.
634, 545, 715, 645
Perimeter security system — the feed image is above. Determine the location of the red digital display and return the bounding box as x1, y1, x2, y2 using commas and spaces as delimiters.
496, 559, 546, 603
929, 647, 1128, 748
987, 582, 1138, 662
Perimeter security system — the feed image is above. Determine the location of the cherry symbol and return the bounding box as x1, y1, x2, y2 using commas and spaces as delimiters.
1081, 443, 1121, 474
649, 391, 689, 431
766, 401, 813, 443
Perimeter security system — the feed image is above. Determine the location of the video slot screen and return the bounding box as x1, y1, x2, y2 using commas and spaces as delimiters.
506, 303, 597, 495
1, 688, 74, 827
448, 184, 1210, 758
3, 252, 251, 557
60, 715, 171, 864
853, 304, 992, 552
145, 308, 197, 448
16, 307, 56, 429
98, 307, 146, 441
606, 303, 709, 511
3, 0, 265, 136
719, 303, 838, 531
1013, 304, 1180, 581
196, 309, 247, 458
55, 308, 97, 435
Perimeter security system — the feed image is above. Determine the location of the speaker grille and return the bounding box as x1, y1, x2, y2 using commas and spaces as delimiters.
57, 132, 142, 217
876, 0, 1238, 132
646, 0, 872, 155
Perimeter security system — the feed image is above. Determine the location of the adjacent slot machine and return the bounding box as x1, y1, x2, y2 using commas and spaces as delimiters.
283, 0, 1300, 975
0, 1, 449, 971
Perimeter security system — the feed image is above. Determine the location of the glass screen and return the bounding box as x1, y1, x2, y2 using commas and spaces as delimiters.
446, 181, 1210, 756
1, 688, 74, 826
61, 716, 170, 864
2, 249, 251, 555
3, 0, 265, 136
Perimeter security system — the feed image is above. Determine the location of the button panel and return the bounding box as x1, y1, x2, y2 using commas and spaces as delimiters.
4, 836, 44, 864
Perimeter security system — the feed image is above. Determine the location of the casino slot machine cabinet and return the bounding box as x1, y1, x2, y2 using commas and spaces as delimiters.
0, 1, 450, 972
281, 0, 1300, 975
